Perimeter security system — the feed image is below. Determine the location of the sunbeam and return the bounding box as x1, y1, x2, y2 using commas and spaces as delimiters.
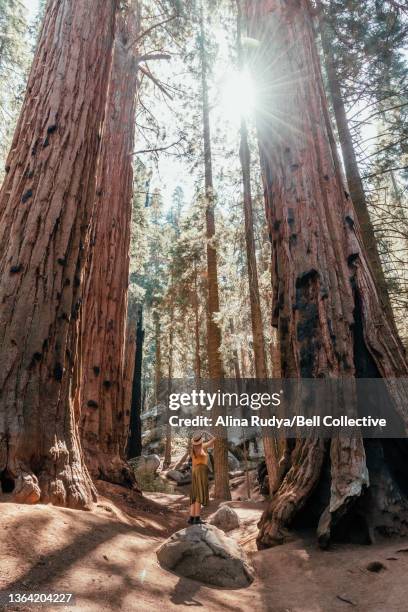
220, 69, 256, 124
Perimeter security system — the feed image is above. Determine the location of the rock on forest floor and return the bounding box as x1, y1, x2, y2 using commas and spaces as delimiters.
1, 476, 408, 611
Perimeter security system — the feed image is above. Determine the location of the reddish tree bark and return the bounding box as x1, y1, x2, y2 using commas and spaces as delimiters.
229, 319, 242, 381
153, 309, 162, 404
78, 2, 139, 487
199, 1, 230, 501
0, 0, 117, 508
163, 299, 174, 468
193, 262, 202, 383
245, 0, 408, 548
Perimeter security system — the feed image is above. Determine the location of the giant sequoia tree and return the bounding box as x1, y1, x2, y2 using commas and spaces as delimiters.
0, 0, 117, 507
245, 0, 408, 548
78, 1, 139, 488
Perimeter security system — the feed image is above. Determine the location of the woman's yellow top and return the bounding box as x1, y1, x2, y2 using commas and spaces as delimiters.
192, 450, 208, 467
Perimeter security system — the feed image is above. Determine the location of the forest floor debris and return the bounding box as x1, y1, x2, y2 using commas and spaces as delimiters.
1, 475, 408, 611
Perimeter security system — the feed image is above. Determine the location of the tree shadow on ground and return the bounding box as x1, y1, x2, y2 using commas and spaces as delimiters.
0, 504, 165, 609
0, 491, 209, 611
170, 576, 203, 607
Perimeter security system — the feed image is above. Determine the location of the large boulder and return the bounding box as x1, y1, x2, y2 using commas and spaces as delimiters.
210, 505, 240, 532
228, 451, 240, 471
166, 469, 192, 485
133, 454, 160, 474
156, 524, 254, 588
229, 469, 244, 478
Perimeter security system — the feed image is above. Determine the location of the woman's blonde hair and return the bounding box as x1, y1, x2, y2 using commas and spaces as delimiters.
192, 441, 202, 457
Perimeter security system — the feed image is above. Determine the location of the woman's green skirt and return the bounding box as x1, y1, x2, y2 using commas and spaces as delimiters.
190, 464, 209, 506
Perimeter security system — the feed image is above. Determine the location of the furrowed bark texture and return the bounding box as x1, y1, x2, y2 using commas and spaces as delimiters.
199, 2, 230, 501
0, 0, 117, 508
78, 2, 139, 488
317, 6, 396, 331
245, 0, 408, 549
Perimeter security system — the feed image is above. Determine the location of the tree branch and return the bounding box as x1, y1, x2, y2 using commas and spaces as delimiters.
363, 166, 408, 179
352, 102, 408, 127
385, 0, 408, 13
360, 136, 408, 161
138, 65, 173, 100
131, 137, 185, 156
127, 14, 177, 50
137, 53, 171, 62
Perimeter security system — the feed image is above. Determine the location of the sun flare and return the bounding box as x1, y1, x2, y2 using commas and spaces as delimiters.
220, 70, 256, 123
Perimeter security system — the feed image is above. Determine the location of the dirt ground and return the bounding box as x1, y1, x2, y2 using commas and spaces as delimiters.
1, 475, 408, 612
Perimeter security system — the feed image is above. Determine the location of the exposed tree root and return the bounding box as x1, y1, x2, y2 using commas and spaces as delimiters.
13, 471, 41, 505
257, 438, 326, 548
317, 436, 368, 548
5, 463, 96, 510
357, 440, 408, 539
257, 436, 408, 550
85, 450, 140, 492
1, 433, 97, 510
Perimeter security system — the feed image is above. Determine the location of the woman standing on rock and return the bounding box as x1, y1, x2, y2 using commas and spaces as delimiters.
188, 431, 215, 525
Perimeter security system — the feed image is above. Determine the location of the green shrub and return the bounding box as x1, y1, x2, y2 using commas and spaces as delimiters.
134, 469, 175, 493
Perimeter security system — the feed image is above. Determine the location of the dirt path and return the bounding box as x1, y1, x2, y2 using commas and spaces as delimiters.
1, 481, 408, 611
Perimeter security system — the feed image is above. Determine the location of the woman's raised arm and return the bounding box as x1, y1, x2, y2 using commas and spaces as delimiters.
203, 434, 215, 449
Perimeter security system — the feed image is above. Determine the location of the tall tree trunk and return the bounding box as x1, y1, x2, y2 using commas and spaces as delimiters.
236, 1, 268, 382
317, 4, 396, 330
245, 0, 408, 549
236, 0, 279, 494
0, 40, 5, 73
0, 0, 117, 508
193, 262, 202, 383
153, 310, 162, 405
127, 304, 144, 459
123, 321, 136, 435
163, 302, 174, 468
240, 346, 249, 377
389, 170, 402, 206
199, 1, 230, 500
229, 319, 242, 381
78, 2, 139, 488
